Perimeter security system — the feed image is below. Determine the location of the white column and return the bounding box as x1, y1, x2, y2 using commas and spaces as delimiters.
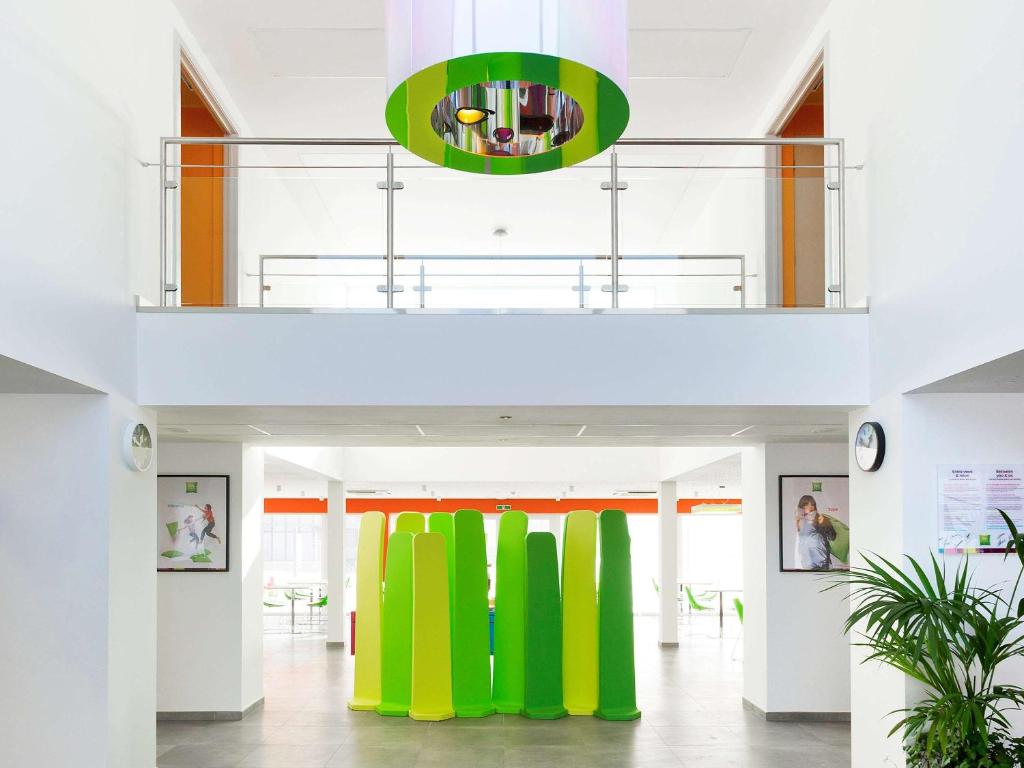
658, 480, 679, 646
742, 443, 851, 719
326, 481, 346, 646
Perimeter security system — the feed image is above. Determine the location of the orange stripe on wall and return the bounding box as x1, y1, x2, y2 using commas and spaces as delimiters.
263, 498, 741, 515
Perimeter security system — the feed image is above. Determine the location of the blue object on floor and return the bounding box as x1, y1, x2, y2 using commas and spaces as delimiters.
489, 607, 495, 655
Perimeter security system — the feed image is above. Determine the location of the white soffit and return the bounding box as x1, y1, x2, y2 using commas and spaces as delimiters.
249, 28, 386, 78
629, 28, 752, 79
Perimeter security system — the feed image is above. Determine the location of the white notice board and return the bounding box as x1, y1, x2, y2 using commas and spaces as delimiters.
937, 465, 1024, 553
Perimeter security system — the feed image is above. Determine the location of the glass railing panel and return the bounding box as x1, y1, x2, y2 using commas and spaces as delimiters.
170, 142, 388, 308
159, 138, 847, 310
615, 142, 841, 308
392, 148, 612, 309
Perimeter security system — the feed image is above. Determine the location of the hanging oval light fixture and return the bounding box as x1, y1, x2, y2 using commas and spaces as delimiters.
385, 0, 629, 175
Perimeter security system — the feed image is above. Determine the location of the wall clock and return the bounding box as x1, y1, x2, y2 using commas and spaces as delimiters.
123, 422, 153, 472
854, 421, 885, 472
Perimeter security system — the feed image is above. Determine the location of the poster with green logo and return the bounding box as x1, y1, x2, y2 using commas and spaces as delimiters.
779, 475, 850, 573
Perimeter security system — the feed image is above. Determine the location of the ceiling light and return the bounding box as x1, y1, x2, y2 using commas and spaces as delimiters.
499, 415, 512, 420
385, 0, 629, 175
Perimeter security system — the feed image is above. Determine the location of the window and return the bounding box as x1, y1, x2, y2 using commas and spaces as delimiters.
262, 514, 324, 585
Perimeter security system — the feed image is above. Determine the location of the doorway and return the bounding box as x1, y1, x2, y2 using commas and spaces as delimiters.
772, 64, 826, 308
179, 58, 232, 306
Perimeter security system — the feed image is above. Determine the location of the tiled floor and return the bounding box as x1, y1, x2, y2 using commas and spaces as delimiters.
157, 616, 850, 767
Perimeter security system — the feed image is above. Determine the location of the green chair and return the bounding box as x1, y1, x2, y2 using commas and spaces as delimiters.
731, 597, 745, 660
308, 595, 328, 624
684, 586, 712, 613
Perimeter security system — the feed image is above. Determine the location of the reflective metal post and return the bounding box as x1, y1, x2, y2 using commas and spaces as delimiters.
610, 149, 620, 308
159, 139, 167, 307
837, 139, 847, 309
386, 149, 395, 309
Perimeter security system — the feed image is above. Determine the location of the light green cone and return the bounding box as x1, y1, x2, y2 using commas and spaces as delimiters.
492, 510, 528, 714
376, 531, 414, 717
452, 509, 495, 717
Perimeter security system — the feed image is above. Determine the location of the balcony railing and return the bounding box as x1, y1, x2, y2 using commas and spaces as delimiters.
157, 136, 848, 311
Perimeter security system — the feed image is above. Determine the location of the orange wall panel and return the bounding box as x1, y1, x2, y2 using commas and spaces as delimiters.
263, 497, 741, 515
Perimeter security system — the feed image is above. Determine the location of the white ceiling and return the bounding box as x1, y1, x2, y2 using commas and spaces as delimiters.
173, 0, 831, 137
157, 404, 849, 447
263, 451, 743, 499
172, 0, 831, 305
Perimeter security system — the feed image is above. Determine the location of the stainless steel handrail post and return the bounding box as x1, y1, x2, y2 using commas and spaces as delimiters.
159, 138, 167, 307
386, 149, 395, 309
259, 255, 265, 309
610, 149, 620, 308
739, 254, 746, 310
837, 138, 847, 309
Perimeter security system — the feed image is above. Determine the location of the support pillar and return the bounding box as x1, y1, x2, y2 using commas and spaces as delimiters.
741, 443, 850, 721
326, 481, 346, 646
658, 480, 679, 646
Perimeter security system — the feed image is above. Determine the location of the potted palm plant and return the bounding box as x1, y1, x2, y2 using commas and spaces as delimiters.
827, 511, 1024, 767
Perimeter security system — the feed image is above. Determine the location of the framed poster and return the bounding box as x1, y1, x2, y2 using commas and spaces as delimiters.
158, 475, 230, 572
937, 465, 1024, 554
779, 475, 850, 572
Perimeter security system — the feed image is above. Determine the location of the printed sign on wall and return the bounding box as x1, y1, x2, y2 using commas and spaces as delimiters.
938, 465, 1024, 554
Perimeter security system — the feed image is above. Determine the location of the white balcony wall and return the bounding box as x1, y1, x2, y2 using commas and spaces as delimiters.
137, 311, 869, 408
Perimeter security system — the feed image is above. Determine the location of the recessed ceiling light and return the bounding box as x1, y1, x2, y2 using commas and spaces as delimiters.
499, 415, 512, 420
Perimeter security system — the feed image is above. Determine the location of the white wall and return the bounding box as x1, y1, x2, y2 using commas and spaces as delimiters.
742, 443, 850, 715
762, 0, 1024, 397
850, 394, 1024, 767
157, 442, 264, 714
0, 394, 156, 768
0, 0, 245, 393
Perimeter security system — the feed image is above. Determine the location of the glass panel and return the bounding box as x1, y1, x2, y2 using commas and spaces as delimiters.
164, 140, 842, 310
615, 143, 837, 308
394, 148, 612, 309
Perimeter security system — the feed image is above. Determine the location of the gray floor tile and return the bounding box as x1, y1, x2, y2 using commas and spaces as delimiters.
155, 617, 850, 767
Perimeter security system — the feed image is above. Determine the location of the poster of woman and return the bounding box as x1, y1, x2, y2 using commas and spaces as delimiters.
778, 475, 850, 572
157, 475, 230, 572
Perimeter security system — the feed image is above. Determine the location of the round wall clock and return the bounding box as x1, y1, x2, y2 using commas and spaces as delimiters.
123, 422, 153, 472
854, 421, 885, 472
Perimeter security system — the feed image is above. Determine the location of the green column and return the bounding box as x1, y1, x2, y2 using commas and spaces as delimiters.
348, 511, 385, 710
395, 511, 425, 535
562, 509, 598, 715
595, 509, 641, 721
428, 512, 455, 624
521, 531, 567, 719
492, 510, 527, 714
451, 509, 495, 717
376, 531, 414, 717
409, 532, 455, 721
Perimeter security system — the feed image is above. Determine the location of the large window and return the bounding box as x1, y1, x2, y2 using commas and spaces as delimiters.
262, 513, 324, 585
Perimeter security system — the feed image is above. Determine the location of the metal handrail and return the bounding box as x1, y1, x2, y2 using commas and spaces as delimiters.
257, 254, 746, 310
159, 136, 845, 310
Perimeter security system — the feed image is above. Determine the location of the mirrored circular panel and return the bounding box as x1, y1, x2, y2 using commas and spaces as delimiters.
430, 81, 584, 158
